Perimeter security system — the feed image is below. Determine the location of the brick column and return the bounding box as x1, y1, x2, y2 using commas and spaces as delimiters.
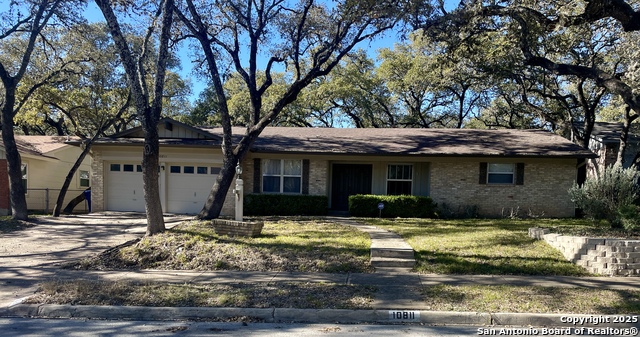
90, 149, 104, 212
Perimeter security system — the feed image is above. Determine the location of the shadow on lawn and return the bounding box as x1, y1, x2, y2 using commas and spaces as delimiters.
421, 285, 640, 314
415, 251, 589, 276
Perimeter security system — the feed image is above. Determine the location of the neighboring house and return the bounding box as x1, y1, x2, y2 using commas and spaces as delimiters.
587, 122, 640, 177
87, 119, 596, 218
0, 135, 92, 215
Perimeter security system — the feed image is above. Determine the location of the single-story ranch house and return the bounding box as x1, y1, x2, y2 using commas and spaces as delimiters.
587, 122, 640, 177
86, 119, 596, 218
1, 135, 91, 215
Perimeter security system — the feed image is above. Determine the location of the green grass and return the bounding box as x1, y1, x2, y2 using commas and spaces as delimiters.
368, 218, 591, 276
71, 219, 373, 273
537, 218, 640, 239
421, 285, 640, 314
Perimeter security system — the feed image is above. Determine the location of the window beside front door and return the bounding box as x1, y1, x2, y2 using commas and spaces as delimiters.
263, 159, 302, 193
387, 164, 412, 195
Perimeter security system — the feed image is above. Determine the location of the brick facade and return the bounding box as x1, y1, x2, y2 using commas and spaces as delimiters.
90, 149, 104, 212
430, 159, 577, 218
211, 219, 264, 237
91, 149, 578, 218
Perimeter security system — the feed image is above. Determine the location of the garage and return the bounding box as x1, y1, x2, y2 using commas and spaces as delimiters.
105, 162, 146, 212
106, 162, 221, 214
166, 164, 219, 214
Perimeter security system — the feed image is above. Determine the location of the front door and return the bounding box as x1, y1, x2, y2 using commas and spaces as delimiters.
331, 164, 372, 211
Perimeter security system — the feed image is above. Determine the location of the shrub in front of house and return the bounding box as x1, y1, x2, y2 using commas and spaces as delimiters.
348, 194, 437, 218
569, 165, 640, 231
244, 194, 328, 216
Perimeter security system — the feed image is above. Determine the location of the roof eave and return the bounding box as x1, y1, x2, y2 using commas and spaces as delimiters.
250, 149, 598, 159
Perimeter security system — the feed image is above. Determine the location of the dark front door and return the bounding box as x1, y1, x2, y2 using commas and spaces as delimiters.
331, 164, 372, 211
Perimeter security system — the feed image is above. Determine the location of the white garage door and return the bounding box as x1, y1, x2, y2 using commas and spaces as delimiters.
166, 164, 219, 214
106, 163, 145, 212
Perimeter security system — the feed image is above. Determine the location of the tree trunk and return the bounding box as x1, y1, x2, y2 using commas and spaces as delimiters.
142, 119, 165, 235
198, 154, 239, 219
63, 188, 88, 214
95, 0, 171, 236
1, 90, 28, 220
616, 106, 638, 167
52, 141, 92, 216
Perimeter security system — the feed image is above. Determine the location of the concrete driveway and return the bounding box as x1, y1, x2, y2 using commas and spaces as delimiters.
0, 212, 192, 307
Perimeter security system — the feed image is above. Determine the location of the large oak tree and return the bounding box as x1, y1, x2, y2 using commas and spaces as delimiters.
94, 0, 175, 235
174, 0, 408, 219
424, 0, 640, 166
0, 0, 84, 220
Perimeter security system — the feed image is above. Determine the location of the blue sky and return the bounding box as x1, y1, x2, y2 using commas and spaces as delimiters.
84, 1, 459, 104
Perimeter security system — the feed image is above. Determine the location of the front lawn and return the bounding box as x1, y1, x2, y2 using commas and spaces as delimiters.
367, 218, 591, 276
70, 219, 373, 273
420, 285, 640, 314
30, 280, 640, 314
30, 280, 376, 309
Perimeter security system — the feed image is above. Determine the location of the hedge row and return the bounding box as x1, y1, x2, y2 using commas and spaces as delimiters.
244, 194, 328, 216
348, 194, 437, 218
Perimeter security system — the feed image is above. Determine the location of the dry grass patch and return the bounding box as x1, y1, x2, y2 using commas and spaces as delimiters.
29, 280, 375, 309
421, 285, 640, 314
368, 218, 590, 276
0, 217, 35, 234
69, 219, 372, 273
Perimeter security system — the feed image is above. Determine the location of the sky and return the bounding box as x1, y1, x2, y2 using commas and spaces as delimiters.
83, 1, 459, 104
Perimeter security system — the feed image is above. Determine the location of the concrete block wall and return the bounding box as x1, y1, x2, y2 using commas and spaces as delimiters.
430, 160, 576, 218
529, 227, 640, 276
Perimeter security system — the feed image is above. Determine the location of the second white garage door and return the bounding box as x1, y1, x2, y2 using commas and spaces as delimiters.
166, 164, 219, 214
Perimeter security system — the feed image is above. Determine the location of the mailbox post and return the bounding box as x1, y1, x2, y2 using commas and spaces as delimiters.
234, 164, 243, 221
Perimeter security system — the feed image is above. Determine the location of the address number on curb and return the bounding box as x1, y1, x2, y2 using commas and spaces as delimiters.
389, 310, 420, 321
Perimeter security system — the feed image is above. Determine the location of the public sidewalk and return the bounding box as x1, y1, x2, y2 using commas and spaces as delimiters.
3, 268, 640, 326
1, 213, 640, 327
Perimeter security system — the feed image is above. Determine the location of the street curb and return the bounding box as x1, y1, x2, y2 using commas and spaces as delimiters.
0, 305, 489, 324
3, 304, 637, 327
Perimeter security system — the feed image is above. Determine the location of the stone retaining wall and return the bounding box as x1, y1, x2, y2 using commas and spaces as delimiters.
529, 227, 640, 276
212, 219, 264, 237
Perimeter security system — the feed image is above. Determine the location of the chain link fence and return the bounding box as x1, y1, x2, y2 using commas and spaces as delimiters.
25, 188, 89, 214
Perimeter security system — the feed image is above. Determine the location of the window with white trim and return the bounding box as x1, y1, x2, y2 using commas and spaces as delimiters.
387, 164, 412, 195
79, 170, 90, 188
21, 163, 27, 193
262, 159, 302, 193
487, 163, 515, 184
